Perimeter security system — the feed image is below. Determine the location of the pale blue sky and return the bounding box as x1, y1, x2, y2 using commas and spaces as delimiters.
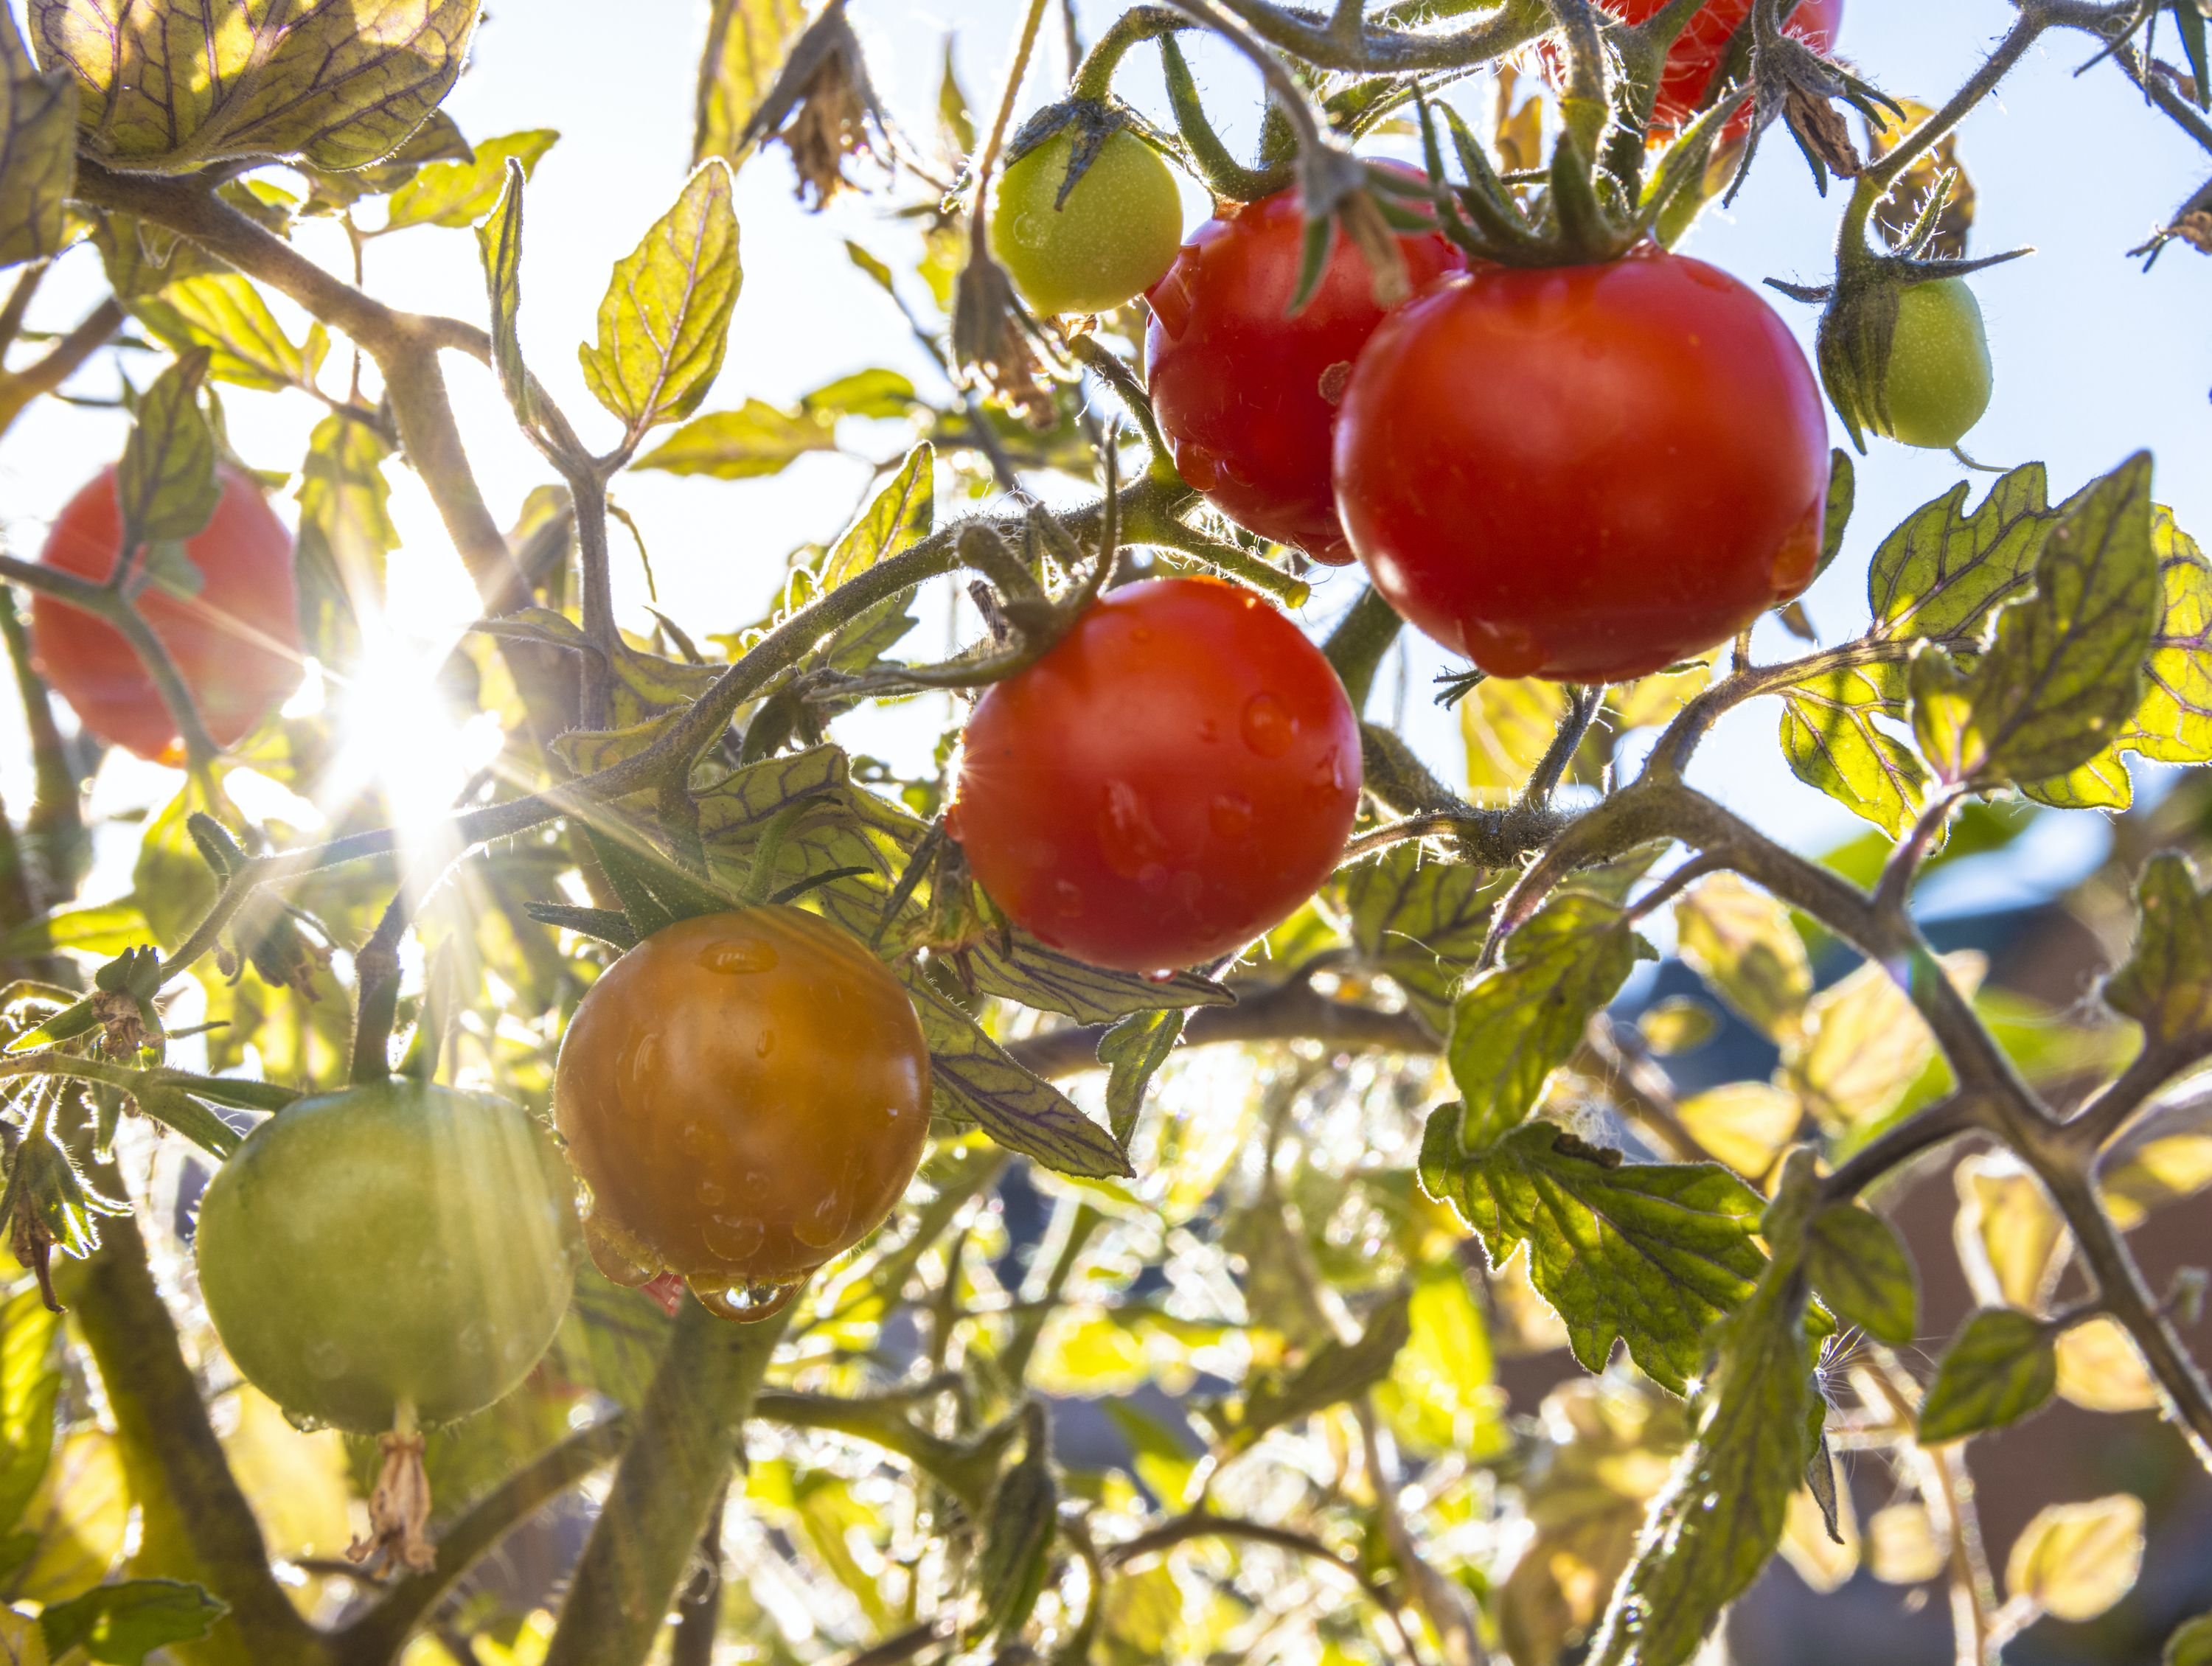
0, 0, 2205, 913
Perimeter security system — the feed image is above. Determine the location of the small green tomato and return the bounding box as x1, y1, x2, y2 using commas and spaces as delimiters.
990, 128, 1183, 318
1877, 277, 1993, 450
194, 1081, 577, 1433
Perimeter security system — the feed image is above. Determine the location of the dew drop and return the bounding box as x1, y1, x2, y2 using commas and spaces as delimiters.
1096, 779, 1170, 879
304, 1339, 347, 1381
1463, 617, 1545, 679
698, 937, 779, 975
696, 1177, 728, 1207
1051, 878, 1085, 918
677, 1119, 713, 1156
754, 1028, 776, 1059
625, 1032, 660, 1091
1240, 693, 1295, 758
703, 1215, 766, 1261
686, 1275, 802, 1325
583, 1216, 658, 1287
1208, 792, 1254, 841
793, 1190, 853, 1250
1150, 260, 1197, 338
1768, 501, 1823, 598
1174, 439, 1224, 492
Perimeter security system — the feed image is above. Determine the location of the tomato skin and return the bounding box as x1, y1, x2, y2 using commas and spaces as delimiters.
992, 128, 1185, 318
948, 576, 1360, 972
193, 1082, 579, 1434
553, 907, 931, 1291
1144, 184, 1464, 562
30, 464, 301, 762
1875, 278, 1992, 450
1333, 248, 1829, 683
1549, 0, 1845, 136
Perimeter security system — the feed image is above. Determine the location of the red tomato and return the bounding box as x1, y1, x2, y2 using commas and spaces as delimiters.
31, 464, 301, 761
1545, 0, 1845, 136
948, 576, 1360, 972
1332, 247, 1829, 683
1144, 181, 1464, 564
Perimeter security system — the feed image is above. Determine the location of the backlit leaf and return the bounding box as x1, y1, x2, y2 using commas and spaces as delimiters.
1786, 953, 1981, 1135
1804, 1202, 1916, 1345
2102, 852, 2212, 1049
0, 1291, 59, 1538
131, 273, 325, 392
1231, 1290, 1411, 1451
633, 400, 836, 478
1674, 873, 1812, 1045
116, 349, 217, 555
292, 413, 395, 666
580, 159, 742, 435
1918, 1306, 2054, 1444
1868, 462, 2051, 646
40, 1579, 225, 1665
2006, 1494, 2144, 1623
1779, 662, 1927, 836
1461, 676, 1570, 804
1868, 1502, 1947, 1583
475, 159, 535, 431
8, 1431, 125, 1601
1341, 844, 1499, 1036
1677, 1081, 1800, 1179
32, 0, 479, 171
1447, 894, 1651, 1151
1952, 1151, 2065, 1312
693, 0, 811, 166
822, 443, 931, 588
2055, 1315, 2160, 1413
0, 5, 73, 268
1419, 1118, 1767, 1395
386, 127, 557, 229
973, 1411, 1055, 1642
907, 979, 1130, 1178
2167, 1613, 2212, 1666
1099, 1007, 1184, 1145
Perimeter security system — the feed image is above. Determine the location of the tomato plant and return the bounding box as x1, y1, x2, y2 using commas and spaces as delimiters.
949, 575, 1360, 971
991, 126, 1184, 317
552, 907, 931, 1316
1144, 181, 1463, 563
29, 463, 300, 761
1333, 248, 1830, 681
193, 1081, 577, 1433
1560, 0, 1846, 135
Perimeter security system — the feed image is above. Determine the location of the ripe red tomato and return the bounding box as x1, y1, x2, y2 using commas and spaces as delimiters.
1332, 247, 1829, 683
554, 907, 931, 1320
1144, 181, 1463, 564
1547, 0, 1845, 136
30, 463, 301, 761
948, 576, 1360, 972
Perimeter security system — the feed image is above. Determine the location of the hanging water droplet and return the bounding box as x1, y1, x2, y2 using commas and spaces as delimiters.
582, 1215, 657, 1287
703, 1215, 766, 1261
698, 937, 779, 975
1240, 692, 1295, 758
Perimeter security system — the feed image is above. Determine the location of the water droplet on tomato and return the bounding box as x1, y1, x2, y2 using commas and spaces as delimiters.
1208, 792, 1254, 840
698, 938, 779, 975
1175, 439, 1225, 491
1150, 260, 1197, 337
697, 1177, 727, 1207
678, 1119, 712, 1155
754, 1028, 776, 1059
305, 1339, 347, 1380
1464, 617, 1545, 679
793, 1190, 852, 1250
688, 1275, 801, 1325
1241, 693, 1295, 757
1097, 779, 1170, 879
1052, 879, 1085, 918
703, 1214, 766, 1261
625, 1033, 660, 1091
1010, 210, 1049, 249
1144, 968, 1177, 984
583, 1216, 657, 1287
1768, 500, 1823, 598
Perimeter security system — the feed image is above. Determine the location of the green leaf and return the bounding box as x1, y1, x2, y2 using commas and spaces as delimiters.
1590, 1240, 1813, 1666
1673, 873, 1813, 1045
906, 979, 1131, 1178
1340, 844, 1499, 1036
1913, 454, 2161, 786
116, 349, 218, 556
1446, 894, 1650, 1152
1459, 675, 1571, 804
475, 159, 536, 431
1812, 447, 1854, 583
128, 1078, 245, 1158
32, 0, 479, 171
2006, 1494, 2145, 1623
0, 899, 148, 960
292, 413, 396, 666
2118, 506, 2211, 764
0, 1288, 61, 1536
1868, 462, 2052, 646
385, 126, 556, 229
131, 273, 326, 393
973, 1410, 1056, 1642
0, 4, 74, 268
2172, 0, 2212, 109
1778, 662, 1928, 837
41, 1578, 226, 1664
823, 443, 932, 589
2166, 1612, 2212, 1666
1099, 1008, 1185, 1146
1918, 1307, 2055, 1443
962, 934, 1226, 1027
692, 0, 811, 165
1419, 1118, 1768, 1395
579, 158, 741, 436
1804, 1202, 1916, 1345
803, 367, 918, 419
1231, 1290, 1411, 1451
2102, 853, 2212, 1050
633, 400, 835, 478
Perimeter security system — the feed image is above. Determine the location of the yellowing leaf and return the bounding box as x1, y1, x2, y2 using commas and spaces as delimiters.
693, 0, 811, 166
0, 4, 73, 269
1381, 1266, 1506, 1458
1677, 1081, 1800, 1179
1780, 663, 1927, 837
2102, 1129, 2212, 1230
1607, 664, 1710, 731
132, 273, 326, 392
220, 1387, 355, 1562
2055, 1316, 2160, 1415
1952, 1151, 2067, 1311
1867, 1501, 1947, 1585
385, 127, 557, 230
1787, 952, 1983, 1135
2006, 1494, 2144, 1623
1031, 1311, 1147, 1395
632, 400, 836, 478
1779, 1482, 1859, 1594
579, 159, 742, 436
34, 0, 479, 172
1674, 873, 1812, 1044
1461, 676, 1569, 804
10, 1431, 126, 1602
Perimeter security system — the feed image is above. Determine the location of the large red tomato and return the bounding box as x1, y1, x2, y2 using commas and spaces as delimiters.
1144, 181, 1464, 564
31, 464, 301, 761
1332, 247, 1829, 683
1545, 0, 1845, 136
948, 576, 1360, 972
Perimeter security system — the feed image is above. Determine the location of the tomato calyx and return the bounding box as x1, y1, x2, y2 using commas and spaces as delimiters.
348, 1423, 435, 1578
1001, 96, 1174, 211
735, 0, 891, 208
1713, 5, 1898, 201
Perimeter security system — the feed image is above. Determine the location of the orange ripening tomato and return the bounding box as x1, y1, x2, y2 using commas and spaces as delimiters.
1332, 247, 1830, 683
553, 907, 931, 1320
948, 576, 1361, 973
30, 463, 301, 761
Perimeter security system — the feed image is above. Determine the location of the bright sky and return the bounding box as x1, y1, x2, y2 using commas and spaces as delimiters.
0, 0, 2205, 918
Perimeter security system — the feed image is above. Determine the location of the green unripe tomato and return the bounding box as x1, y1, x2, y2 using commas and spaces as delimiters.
195, 1081, 578, 1433
990, 128, 1183, 318
1877, 278, 1992, 450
